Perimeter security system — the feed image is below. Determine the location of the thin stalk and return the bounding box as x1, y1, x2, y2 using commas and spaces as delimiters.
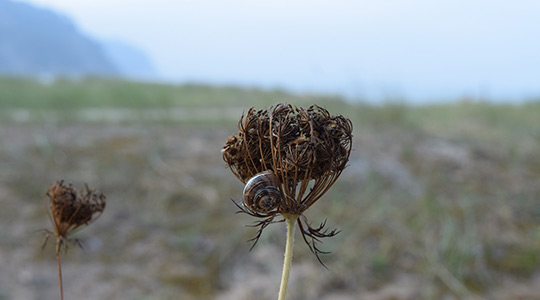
56, 237, 64, 300
278, 215, 298, 300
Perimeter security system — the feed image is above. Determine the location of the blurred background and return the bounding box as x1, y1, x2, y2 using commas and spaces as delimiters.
0, 0, 539, 299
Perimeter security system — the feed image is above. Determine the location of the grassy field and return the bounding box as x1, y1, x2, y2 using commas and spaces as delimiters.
0, 76, 539, 300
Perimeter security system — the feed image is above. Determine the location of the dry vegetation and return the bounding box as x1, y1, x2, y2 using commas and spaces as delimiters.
0, 77, 539, 299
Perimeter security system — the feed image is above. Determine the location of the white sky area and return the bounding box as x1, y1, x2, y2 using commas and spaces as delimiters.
19, 0, 540, 102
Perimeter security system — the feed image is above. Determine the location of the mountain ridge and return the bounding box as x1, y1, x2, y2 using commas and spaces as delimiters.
0, 0, 156, 78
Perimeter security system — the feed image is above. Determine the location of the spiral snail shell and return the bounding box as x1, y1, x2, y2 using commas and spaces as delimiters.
243, 171, 281, 213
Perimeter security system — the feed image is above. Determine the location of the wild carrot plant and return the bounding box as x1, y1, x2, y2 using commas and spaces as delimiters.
41, 180, 106, 300
222, 104, 352, 300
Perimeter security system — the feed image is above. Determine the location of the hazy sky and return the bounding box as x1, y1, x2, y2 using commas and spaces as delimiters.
19, 0, 540, 102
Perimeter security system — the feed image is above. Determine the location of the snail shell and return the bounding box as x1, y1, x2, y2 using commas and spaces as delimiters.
243, 171, 281, 213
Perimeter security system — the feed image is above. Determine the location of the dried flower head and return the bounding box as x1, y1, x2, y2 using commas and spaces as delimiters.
41, 180, 106, 300
43, 180, 106, 250
222, 104, 353, 264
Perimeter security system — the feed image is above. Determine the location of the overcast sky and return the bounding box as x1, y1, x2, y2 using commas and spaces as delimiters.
19, 0, 540, 102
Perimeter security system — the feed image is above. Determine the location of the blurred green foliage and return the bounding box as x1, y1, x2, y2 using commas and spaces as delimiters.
0, 76, 341, 109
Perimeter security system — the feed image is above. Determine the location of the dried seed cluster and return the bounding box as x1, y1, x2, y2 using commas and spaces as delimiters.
222, 104, 353, 263
46, 180, 106, 240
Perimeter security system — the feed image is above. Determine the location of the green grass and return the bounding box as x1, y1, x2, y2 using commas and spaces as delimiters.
0, 76, 345, 109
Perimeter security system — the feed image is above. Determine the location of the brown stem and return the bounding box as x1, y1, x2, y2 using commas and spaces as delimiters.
56, 237, 64, 300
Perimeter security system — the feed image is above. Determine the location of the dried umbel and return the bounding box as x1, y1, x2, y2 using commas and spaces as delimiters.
45, 180, 106, 245
41, 180, 106, 300
222, 104, 353, 264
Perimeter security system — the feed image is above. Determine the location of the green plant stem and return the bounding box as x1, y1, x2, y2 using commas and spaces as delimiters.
278, 215, 298, 300
56, 237, 63, 300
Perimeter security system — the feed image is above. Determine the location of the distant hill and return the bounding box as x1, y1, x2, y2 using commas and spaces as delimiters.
0, 0, 156, 78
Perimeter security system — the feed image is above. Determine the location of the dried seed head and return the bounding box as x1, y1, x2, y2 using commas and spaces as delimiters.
222, 104, 353, 264
46, 180, 106, 239
223, 104, 352, 213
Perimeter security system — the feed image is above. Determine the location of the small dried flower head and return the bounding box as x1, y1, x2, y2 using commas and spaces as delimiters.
222, 104, 352, 264
44, 180, 106, 249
